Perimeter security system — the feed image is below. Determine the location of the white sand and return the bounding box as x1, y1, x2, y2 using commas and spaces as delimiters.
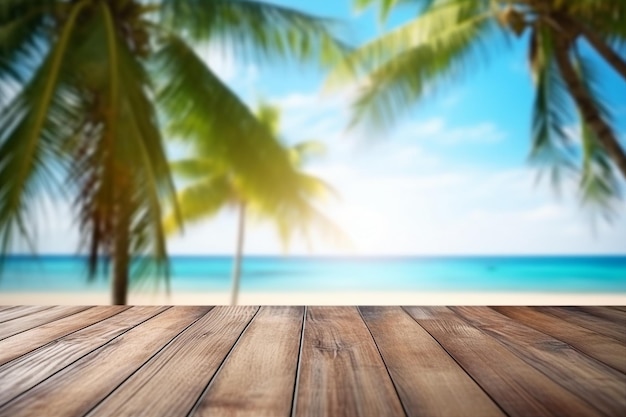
0, 291, 624, 305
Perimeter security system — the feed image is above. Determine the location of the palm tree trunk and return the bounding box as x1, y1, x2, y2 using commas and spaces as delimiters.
230, 201, 246, 306
111, 212, 130, 305
556, 13, 626, 82
579, 28, 626, 82
552, 37, 626, 179
111, 186, 131, 305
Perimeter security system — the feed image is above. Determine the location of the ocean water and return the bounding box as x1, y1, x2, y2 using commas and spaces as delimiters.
1, 256, 625, 293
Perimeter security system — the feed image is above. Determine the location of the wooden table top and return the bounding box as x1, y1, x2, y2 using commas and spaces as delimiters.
0, 305, 624, 416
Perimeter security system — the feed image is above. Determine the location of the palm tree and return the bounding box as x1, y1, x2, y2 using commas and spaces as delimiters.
163, 103, 344, 305
331, 0, 625, 214
0, 0, 347, 304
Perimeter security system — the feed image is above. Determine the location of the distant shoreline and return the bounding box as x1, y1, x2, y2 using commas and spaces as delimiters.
4, 253, 626, 260
1, 291, 625, 305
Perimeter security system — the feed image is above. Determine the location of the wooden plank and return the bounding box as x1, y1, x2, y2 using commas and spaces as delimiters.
0, 306, 210, 417
192, 306, 302, 417
295, 306, 405, 417
492, 306, 626, 373
577, 306, 626, 327
87, 306, 257, 417
0, 306, 128, 366
0, 306, 166, 407
0, 306, 89, 340
404, 307, 602, 417
452, 306, 626, 416
535, 306, 626, 343
0, 306, 54, 324
359, 307, 504, 417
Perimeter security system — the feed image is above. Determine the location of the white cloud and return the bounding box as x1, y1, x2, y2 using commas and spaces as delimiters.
18, 161, 626, 256
406, 117, 506, 144
385, 145, 440, 169
275, 92, 320, 109
523, 204, 565, 221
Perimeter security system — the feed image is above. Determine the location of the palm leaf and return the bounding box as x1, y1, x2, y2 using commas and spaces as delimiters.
0, 0, 57, 88
0, 0, 87, 257
528, 25, 577, 190
153, 33, 300, 209
573, 51, 623, 218
329, 0, 504, 130
354, 0, 436, 22
159, 0, 349, 68
289, 139, 327, 166
163, 176, 232, 235
65, 2, 177, 288
169, 158, 224, 180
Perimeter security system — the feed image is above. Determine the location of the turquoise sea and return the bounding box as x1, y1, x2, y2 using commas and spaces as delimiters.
0, 256, 625, 293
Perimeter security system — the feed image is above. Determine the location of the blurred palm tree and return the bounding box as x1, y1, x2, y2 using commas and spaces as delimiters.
331, 0, 625, 216
0, 0, 347, 304
163, 102, 345, 305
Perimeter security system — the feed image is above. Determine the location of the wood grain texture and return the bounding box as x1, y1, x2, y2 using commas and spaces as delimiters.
0, 306, 127, 366
359, 306, 504, 417
535, 306, 626, 343
404, 307, 602, 417
492, 306, 626, 373
0, 306, 167, 407
193, 306, 303, 417
0, 306, 624, 417
452, 306, 626, 416
569, 306, 626, 328
0, 306, 54, 323
0, 306, 210, 417
295, 306, 405, 417
0, 306, 88, 340
87, 306, 257, 417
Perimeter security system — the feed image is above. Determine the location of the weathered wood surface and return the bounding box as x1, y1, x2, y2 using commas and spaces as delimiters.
0, 306, 624, 417
404, 306, 603, 417
295, 306, 406, 417
193, 306, 302, 417
359, 306, 504, 417
0, 306, 128, 366
493, 306, 626, 373
90, 306, 257, 417
0, 306, 54, 324
0, 306, 88, 340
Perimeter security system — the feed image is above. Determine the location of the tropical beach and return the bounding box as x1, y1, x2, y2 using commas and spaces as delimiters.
1, 0, 625, 307
3, 290, 626, 306
2, 255, 625, 305
1, 0, 625, 415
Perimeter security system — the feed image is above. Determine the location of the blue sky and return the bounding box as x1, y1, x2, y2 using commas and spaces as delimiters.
32, 0, 626, 255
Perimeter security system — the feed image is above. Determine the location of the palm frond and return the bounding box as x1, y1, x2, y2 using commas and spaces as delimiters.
0, 0, 57, 90
578, 121, 622, 221
573, 51, 623, 218
329, 0, 503, 130
153, 33, 258, 148
528, 28, 577, 191
169, 158, 223, 180
354, 0, 435, 22
153, 34, 299, 208
289, 139, 327, 166
163, 176, 232, 235
0, 0, 86, 258
66, 2, 177, 286
568, 0, 626, 56
159, 0, 349, 68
